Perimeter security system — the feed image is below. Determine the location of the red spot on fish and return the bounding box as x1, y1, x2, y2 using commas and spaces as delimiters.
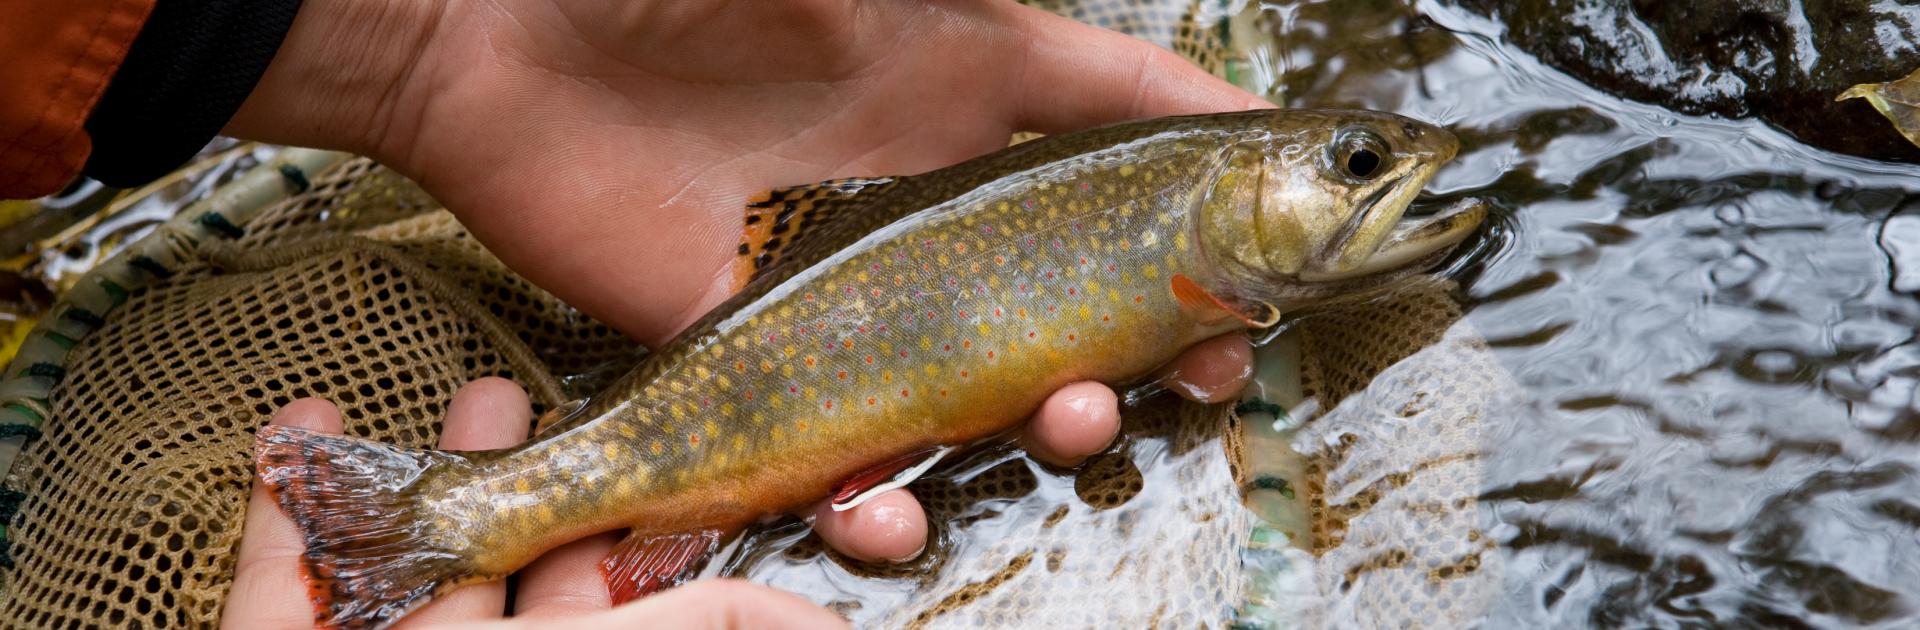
1048, 306, 1056, 313
987, 351, 996, 359
824, 401, 834, 410
735, 361, 746, 371
995, 255, 1006, 265
790, 385, 799, 393
798, 421, 810, 431
959, 310, 970, 318
926, 311, 937, 320
1020, 284, 1029, 292
843, 340, 854, 349
1134, 295, 1145, 303
1045, 271, 1054, 279
1107, 264, 1117, 273
871, 263, 882, 271
837, 371, 847, 380
1080, 257, 1088, 265
924, 239, 935, 248
940, 389, 949, 397
963, 340, 972, 349
1068, 288, 1077, 296
857, 326, 867, 334
804, 357, 816, 367
867, 397, 877, 406
1078, 182, 1091, 191
879, 324, 889, 332
982, 226, 994, 234
871, 289, 882, 297
1068, 334, 1078, 342
900, 389, 909, 398
943, 343, 952, 351
1103, 315, 1111, 322
899, 350, 908, 358
1028, 331, 1036, 338
995, 308, 1003, 317
805, 293, 816, 301
844, 287, 855, 294
744, 391, 754, 400
701, 398, 712, 408
688, 434, 701, 446
1026, 238, 1036, 247
766, 334, 777, 343
865, 355, 875, 364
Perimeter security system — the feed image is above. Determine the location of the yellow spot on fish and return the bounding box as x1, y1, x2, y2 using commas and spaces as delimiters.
1143, 264, 1160, 279
668, 381, 687, 394
858, 271, 869, 282
1174, 233, 1190, 252
515, 478, 531, 494
924, 364, 939, 376
803, 387, 817, 400
719, 402, 735, 415
650, 440, 664, 455
618, 424, 638, 438
695, 366, 711, 380
705, 419, 719, 437
732, 435, 746, 451
938, 253, 951, 265
670, 405, 687, 421
771, 425, 785, 441
782, 364, 794, 378
978, 322, 992, 336
602, 443, 620, 460
709, 344, 726, 359
752, 412, 766, 425
1119, 165, 1137, 176
883, 371, 894, 383
760, 359, 774, 373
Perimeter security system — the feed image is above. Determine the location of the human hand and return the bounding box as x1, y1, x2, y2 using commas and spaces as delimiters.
224, 0, 1263, 563
225, 379, 850, 629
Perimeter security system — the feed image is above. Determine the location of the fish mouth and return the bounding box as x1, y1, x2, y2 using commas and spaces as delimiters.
1298, 196, 1489, 282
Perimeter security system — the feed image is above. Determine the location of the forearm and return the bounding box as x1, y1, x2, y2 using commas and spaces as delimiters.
224, 0, 446, 164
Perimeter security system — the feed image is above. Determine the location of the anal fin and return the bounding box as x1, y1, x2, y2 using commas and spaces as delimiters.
734, 177, 896, 291
600, 529, 726, 605
532, 398, 588, 435
830, 446, 955, 512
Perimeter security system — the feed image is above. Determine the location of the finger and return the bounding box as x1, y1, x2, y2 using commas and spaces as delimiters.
1159, 333, 1256, 403
442, 579, 850, 630
810, 489, 927, 563
510, 532, 621, 619
396, 378, 535, 628
222, 399, 346, 629
1021, 381, 1122, 467
998, 2, 1272, 134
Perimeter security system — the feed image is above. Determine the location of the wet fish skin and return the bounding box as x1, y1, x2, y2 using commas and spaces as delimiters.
254, 109, 1479, 629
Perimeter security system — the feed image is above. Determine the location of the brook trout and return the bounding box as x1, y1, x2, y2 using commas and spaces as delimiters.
254, 109, 1486, 629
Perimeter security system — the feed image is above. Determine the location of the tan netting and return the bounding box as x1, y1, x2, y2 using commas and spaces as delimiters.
0, 159, 641, 628
1289, 290, 1513, 629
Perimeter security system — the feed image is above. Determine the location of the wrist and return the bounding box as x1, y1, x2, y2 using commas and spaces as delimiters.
224, 0, 447, 162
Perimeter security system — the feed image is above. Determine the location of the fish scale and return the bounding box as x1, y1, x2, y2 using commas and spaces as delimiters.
250, 109, 1484, 629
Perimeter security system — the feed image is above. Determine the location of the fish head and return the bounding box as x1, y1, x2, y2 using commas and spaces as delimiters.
1192, 110, 1486, 305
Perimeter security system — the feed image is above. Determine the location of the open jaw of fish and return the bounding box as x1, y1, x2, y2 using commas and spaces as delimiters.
249, 108, 1489, 630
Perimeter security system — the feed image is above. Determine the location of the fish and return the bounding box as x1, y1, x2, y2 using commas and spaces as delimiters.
252, 108, 1487, 629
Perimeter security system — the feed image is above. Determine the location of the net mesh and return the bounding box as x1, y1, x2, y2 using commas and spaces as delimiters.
0, 159, 640, 628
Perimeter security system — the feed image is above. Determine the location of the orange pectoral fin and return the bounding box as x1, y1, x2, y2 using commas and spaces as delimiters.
601, 528, 727, 605
1170, 274, 1280, 328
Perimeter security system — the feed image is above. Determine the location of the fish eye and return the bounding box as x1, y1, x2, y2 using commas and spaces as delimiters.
1331, 128, 1391, 181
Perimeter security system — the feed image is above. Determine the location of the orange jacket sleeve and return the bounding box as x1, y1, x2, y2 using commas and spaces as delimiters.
0, 0, 157, 199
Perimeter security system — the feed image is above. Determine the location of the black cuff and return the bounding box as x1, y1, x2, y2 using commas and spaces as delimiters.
82, 0, 304, 188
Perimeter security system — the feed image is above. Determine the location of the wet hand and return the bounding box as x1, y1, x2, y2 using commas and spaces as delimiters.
225, 0, 1267, 403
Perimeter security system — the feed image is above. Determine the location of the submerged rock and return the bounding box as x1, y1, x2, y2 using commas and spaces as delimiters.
1440, 0, 1920, 162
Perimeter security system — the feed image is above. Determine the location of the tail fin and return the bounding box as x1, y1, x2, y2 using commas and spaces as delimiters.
254, 425, 485, 630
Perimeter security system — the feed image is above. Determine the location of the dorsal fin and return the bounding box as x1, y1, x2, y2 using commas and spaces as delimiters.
733, 177, 895, 291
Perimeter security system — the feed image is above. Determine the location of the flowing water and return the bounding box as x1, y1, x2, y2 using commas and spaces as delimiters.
1246, 1, 1920, 626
